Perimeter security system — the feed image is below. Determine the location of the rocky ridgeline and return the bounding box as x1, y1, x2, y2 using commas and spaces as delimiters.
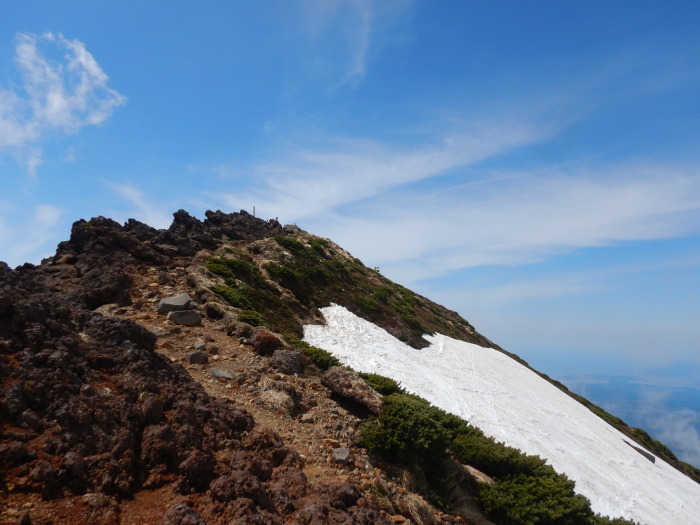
0, 211, 483, 525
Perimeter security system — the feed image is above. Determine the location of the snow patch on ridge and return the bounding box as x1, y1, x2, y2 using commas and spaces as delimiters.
303, 304, 700, 525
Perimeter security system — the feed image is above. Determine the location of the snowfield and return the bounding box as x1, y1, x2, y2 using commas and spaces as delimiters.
304, 305, 700, 525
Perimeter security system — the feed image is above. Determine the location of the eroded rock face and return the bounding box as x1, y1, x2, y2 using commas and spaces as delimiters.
321, 367, 383, 415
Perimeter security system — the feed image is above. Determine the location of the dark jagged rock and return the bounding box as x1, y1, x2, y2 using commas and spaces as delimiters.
58, 216, 164, 267
0, 214, 391, 523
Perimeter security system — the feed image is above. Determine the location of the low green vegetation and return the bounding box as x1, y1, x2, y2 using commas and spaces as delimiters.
199, 236, 660, 522
360, 393, 637, 525
283, 335, 340, 370
681, 461, 700, 479
237, 309, 266, 327
359, 373, 405, 395
205, 256, 256, 280
360, 394, 466, 463
353, 294, 381, 313
267, 234, 486, 348
205, 252, 311, 336
477, 474, 594, 525
274, 235, 312, 257
210, 283, 252, 310
264, 262, 330, 302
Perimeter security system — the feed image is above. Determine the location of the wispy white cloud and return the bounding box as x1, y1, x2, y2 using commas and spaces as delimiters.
300, 0, 408, 88
330, 166, 700, 281
220, 119, 700, 285
106, 182, 173, 229
220, 119, 546, 222
0, 32, 125, 176
340, 0, 373, 85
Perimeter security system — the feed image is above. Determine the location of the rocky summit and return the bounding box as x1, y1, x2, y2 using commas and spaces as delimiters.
0, 210, 694, 525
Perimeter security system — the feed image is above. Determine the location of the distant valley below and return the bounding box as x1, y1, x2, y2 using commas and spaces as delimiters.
563, 365, 700, 468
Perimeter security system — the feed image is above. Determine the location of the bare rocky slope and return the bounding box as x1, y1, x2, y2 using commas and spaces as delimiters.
0, 210, 695, 524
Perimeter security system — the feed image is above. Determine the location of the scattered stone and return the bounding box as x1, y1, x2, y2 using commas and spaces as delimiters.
270, 349, 302, 374
207, 344, 219, 355
81, 492, 121, 525
0, 210, 399, 525
332, 447, 351, 465
167, 310, 202, 326
321, 367, 383, 415
211, 368, 234, 380
157, 503, 206, 525
187, 351, 209, 365
193, 340, 206, 351
260, 389, 297, 415
328, 482, 361, 507
462, 464, 494, 485
157, 293, 192, 314
204, 303, 226, 320
300, 412, 316, 424
152, 327, 170, 337
226, 321, 255, 338
94, 303, 121, 316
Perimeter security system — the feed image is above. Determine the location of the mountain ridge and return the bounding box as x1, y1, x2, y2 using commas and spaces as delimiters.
0, 209, 695, 524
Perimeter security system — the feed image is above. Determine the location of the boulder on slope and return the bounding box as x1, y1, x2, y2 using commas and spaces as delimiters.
321, 367, 382, 415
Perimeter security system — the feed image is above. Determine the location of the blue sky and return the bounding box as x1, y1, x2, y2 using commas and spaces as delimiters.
2, 1, 700, 385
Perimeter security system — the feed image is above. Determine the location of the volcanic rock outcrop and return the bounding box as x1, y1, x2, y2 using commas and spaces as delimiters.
0, 211, 397, 524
